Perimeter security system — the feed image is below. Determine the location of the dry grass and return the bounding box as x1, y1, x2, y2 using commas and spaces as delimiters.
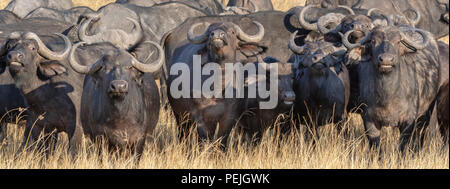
0, 0, 448, 169
0, 108, 448, 169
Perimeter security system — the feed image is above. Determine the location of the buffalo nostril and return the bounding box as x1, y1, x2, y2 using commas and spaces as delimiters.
7, 52, 24, 61
110, 80, 128, 93
378, 56, 384, 62
313, 56, 319, 62
379, 54, 394, 63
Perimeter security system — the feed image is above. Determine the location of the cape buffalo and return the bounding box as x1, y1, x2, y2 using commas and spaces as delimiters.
0, 31, 85, 154
0, 10, 20, 25
0, 17, 73, 41
0, 56, 27, 144
436, 80, 449, 145
4, 0, 73, 18
76, 2, 208, 50
343, 26, 442, 151
238, 59, 296, 141
290, 30, 350, 132
167, 20, 266, 144
24, 6, 95, 25
305, 0, 449, 38
68, 41, 163, 156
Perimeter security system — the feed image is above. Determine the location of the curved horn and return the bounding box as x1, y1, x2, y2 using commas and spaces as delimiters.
234, 21, 265, 42
367, 8, 392, 27
124, 17, 144, 48
131, 41, 165, 73
400, 28, 429, 50
69, 42, 99, 74
80, 12, 100, 19
288, 31, 305, 54
187, 22, 211, 44
0, 32, 22, 56
78, 15, 98, 44
79, 16, 142, 49
317, 13, 346, 34
367, 8, 380, 17
298, 5, 319, 31
337, 5, 355, 15
24, 32, 71, 60
405, 8, 421, 26
341, 30, 372, 49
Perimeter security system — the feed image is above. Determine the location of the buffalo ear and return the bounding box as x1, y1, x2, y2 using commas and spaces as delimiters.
238, 42, 268, 58
38, 61, 67, 77
345, 45, 371, 65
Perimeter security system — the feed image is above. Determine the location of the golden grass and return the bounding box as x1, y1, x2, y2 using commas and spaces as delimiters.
0, 108, 448, 169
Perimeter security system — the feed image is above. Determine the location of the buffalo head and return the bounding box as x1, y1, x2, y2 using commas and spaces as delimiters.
77, 4, 143, 50
69, 41, 164, 102
298, 5, 355, 33
343, 26, 430, 74
0, 32, 71, 89
289, 31, 347, 76
187, 21, 265, 63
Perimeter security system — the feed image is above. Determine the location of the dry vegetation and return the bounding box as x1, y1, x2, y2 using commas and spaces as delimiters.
0, 0, 449, 169
1, 108, 448, 169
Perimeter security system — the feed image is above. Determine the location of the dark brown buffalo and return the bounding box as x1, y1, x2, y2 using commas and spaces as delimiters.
0, 31, 85, 154
436, 80, 449, 145
68, 41, 163, 156
344, 26, 442, 151
290, 30, 350, 132
0, 57, 28, 144
76, 2, 208, 50
238, 59, 296, 141
167, 20, 265, 145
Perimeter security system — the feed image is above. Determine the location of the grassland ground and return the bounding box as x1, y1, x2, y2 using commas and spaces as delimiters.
0, 107, 448, 169
0, 0, 448, 169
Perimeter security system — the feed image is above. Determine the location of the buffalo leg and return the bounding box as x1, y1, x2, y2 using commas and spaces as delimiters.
363, 115, 381, 150
439, 124, 449, 148
0, 122, 7, 144
134, 139, 146, 162
44, 132, 58, 157
68, 125, 83, 156
399, 121, 420, 153
217, 110, 241, 148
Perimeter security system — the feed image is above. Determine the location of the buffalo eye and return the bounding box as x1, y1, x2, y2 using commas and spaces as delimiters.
28, 45, 36, 51
7, 42, 14, 49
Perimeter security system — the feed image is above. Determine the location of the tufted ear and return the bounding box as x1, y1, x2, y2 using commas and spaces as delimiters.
38, 60, 67, 77
238, 42, 267, 58
345, 45, 371, 66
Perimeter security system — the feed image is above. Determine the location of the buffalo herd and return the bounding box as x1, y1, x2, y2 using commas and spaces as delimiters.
0, 0, 448, 156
